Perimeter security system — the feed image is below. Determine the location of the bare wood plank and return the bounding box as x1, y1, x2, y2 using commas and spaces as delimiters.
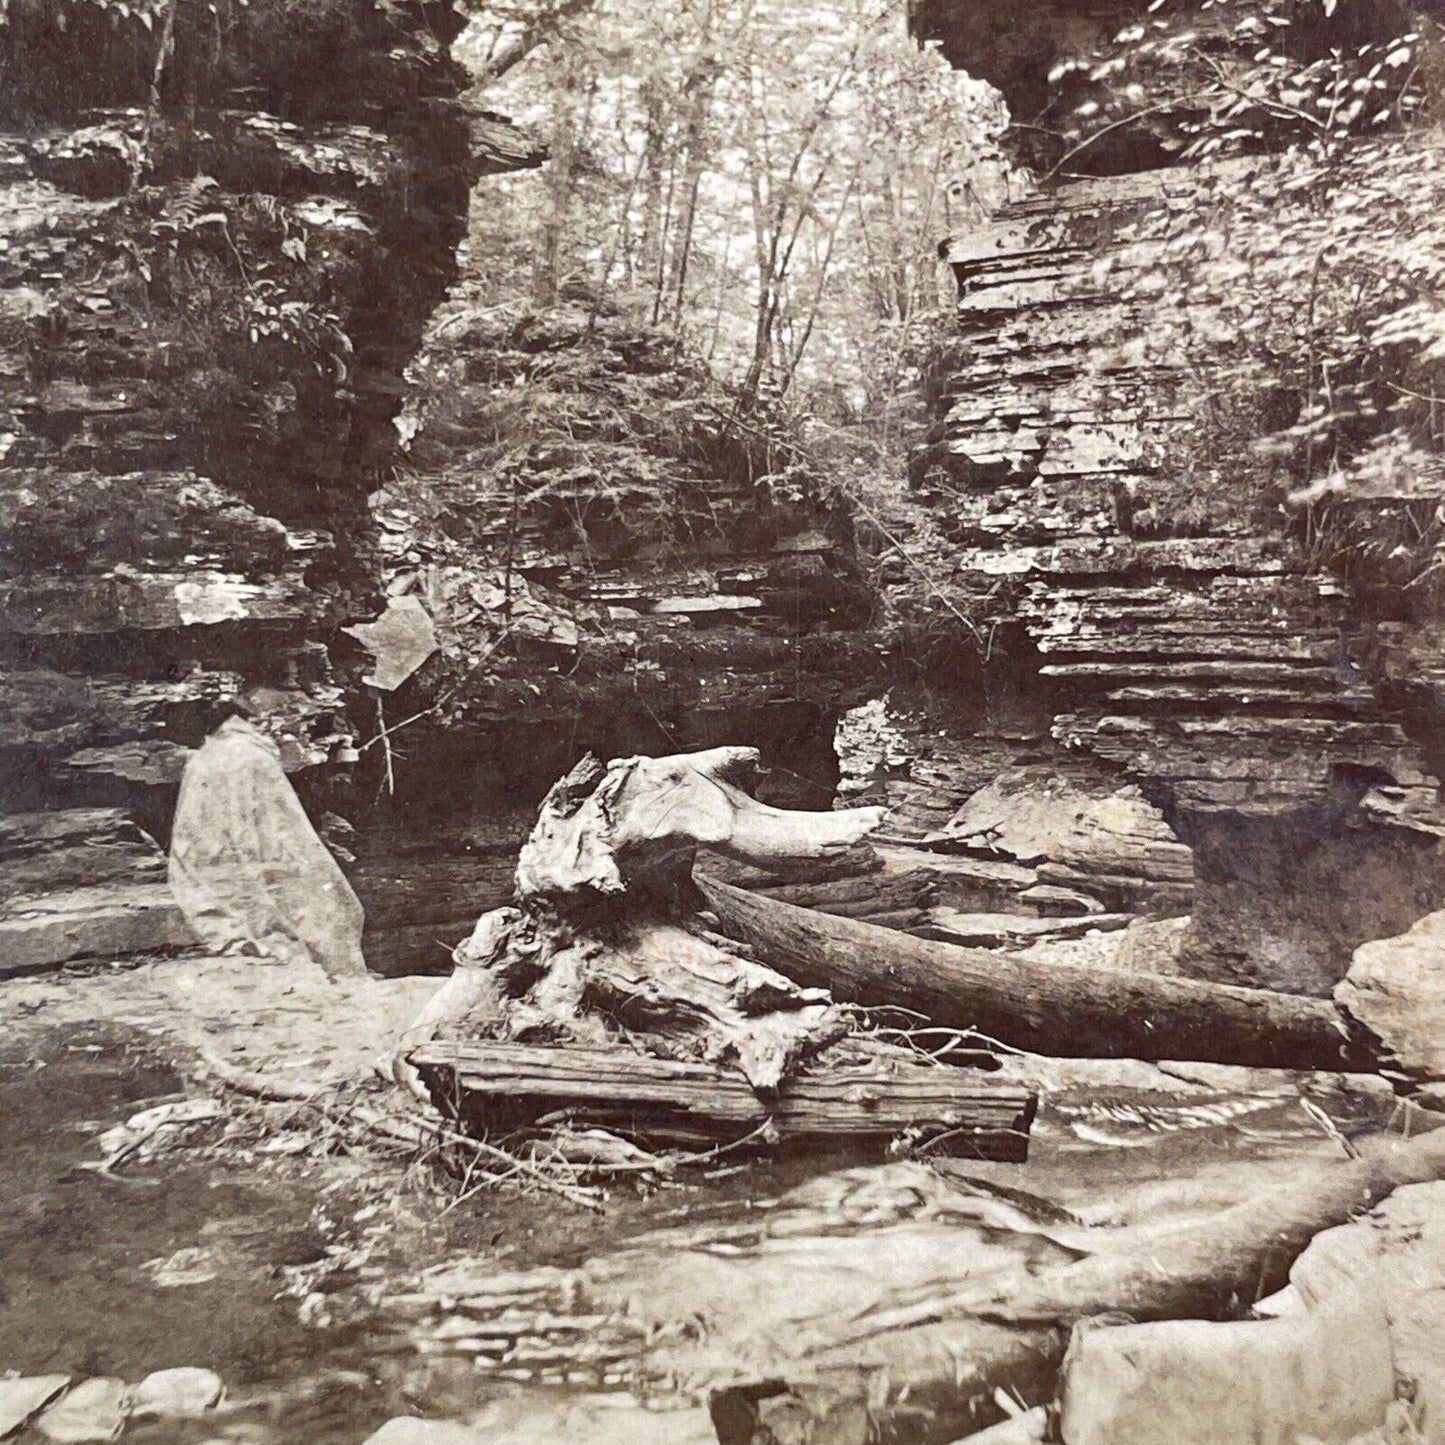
409, 1040, 1036, 1161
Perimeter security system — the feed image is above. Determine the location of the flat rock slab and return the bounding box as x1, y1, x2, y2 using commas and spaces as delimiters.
364, 1401, 715, 1445
1059, 1294, 1394, 1445
0, 1376, 70, 1437
955, 1407, 1048, 1445
923, 769, 1191, 899
919, 908, 1134, 948
131, 1367, 223, 1417
470, 1396, 715, 1445
35, 1377, 130, 1443
343, 595, 439, 692
0, 883, 194, 976
363, 1421, 489, 1445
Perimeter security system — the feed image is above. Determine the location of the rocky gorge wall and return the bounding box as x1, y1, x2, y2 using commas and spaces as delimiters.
0, 0, 896, 975
0, 0, 521, 969
5, 0, 1442, 996
344, 291, 893, 971
880, 5, 1445, 990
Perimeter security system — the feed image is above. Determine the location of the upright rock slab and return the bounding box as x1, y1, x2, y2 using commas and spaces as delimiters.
169, 718, 366, 976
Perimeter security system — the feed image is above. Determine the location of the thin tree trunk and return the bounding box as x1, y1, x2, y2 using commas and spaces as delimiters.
666, 43, 720, 330
633, 90, 668, 293
473, 0, 599, 84
531, 57, 586, 307
780, 170, 857, 397
651, 147, 678, 325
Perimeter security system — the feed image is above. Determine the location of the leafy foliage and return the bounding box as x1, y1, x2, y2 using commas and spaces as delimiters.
400, 291, 831, 564
1051, 0, 1440, 170
460, 0, 1019, 425
0, 0, 442, 124
1106, 128, 1445, 596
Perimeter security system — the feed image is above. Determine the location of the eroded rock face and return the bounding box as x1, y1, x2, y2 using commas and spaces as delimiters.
0, 0, 488, 776
377, 301, 884, 740
904, 160, 1445, 987
928, 766, 1192, 913
911, 0, 1142, 169
353, 301, 889, 971
0, 0, 518, 953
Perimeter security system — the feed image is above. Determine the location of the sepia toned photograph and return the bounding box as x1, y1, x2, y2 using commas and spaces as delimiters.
1, 0, 1443, 1440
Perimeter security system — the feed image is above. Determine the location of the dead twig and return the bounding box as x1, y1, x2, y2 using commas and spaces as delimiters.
198, 1049, 605, 1208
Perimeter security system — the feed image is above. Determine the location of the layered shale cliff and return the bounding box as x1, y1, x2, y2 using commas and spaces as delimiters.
6, 0, 1442, 995
886, 0, 1445, 990
0, 1, 893, 975
0, 0, 519, 968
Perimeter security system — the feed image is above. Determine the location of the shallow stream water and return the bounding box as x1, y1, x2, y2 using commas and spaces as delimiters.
0, 1015, 1395, 1445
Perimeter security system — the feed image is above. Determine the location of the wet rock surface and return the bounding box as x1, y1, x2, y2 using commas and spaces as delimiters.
0, 947, 1411, 1445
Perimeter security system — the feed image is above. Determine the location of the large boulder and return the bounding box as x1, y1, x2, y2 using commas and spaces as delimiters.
1058, 1293, 1394, 1445
1336, 910, 1445, 1084
1059, 1181, 1445, 1445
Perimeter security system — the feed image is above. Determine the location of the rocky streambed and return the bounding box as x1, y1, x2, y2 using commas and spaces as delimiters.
0, 945, 1421, 1445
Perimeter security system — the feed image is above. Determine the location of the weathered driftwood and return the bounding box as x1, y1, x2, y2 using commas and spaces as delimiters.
410, 1040, 1036, 1159
710, 1122, 1445, 1445
396, 906, 850, 1099
698, 876, 1369, 1072
517, 746, 884, 898
396, 748, 896, 1105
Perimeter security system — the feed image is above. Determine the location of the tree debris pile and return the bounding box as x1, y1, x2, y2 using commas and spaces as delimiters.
399, 746, 1036, 1161
397, 737, 1445, 1170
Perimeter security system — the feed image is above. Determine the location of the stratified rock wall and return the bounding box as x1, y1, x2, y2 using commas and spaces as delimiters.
917, 158, 1445, 988
0, 0, 509, 964
385, 302, 883, 738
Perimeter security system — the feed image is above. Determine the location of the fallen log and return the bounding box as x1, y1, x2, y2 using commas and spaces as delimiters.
409, 1040, 1036, 1160
756, 869, 938, 929
698, 876, 1368, 1072
709, 1121, 1445, 1445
